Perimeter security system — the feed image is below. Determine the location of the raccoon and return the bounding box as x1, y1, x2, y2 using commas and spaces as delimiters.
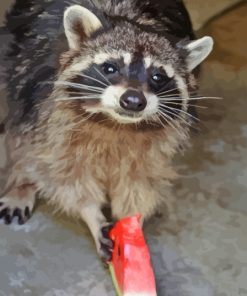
0, 0, 213, 260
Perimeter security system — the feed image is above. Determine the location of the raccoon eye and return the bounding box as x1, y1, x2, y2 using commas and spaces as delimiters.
151, 73, 167, 84
102, 63, 118, 75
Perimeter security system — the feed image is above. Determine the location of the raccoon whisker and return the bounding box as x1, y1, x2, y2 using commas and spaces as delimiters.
159, 98, 184, 102
145, 116, 162, 128
69, 113, 96, 132
157, 93, 181, 99
64, 83, 103, 92
190, 96, 223, 100
60, 113, 90, 132
156, 83, 194, 96
68, 112, 91, 125
96, 118, 112, 125
55, 96, 101, 102
157, 110, 182, 136
57, 94, 102, 98
42, 81, 103, 93
150, 115, 161, 128
145, 118, 153, 126
71, 72, 109, 88
54, 81, 104, 93
161, 102, 207, 109
159, 107, 192, 127
159, 103, 200, 122
156, 112, 167, 129
157, 92, 197, 99
69, 116, 96, 142
144, 117, 151, 127
93, 66, 111, 85
157, 109, 184, 137
66, 92, 101, 98
115, 122, 122, 133
151, 122, 161, 128
160, 108, 201, 132
159, 96, 222, 101
156, 86, 181, 96
77, 112, 96, 125
157, 89, 198, 98
66, 91, 100, 96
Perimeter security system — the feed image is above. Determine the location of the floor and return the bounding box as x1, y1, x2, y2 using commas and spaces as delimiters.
0, 2, 247, 296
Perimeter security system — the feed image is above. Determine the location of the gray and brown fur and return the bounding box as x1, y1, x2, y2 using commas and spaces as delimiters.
0, 0, 213, 260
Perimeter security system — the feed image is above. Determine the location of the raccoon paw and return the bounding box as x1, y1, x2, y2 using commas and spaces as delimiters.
98, 222, 115, 264
0, 185, 36, 225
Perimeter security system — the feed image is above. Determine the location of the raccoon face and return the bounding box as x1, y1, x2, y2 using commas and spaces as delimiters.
56, 5, 213, 125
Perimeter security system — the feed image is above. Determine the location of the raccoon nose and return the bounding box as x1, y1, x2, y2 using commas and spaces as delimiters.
120, 90, 147, 112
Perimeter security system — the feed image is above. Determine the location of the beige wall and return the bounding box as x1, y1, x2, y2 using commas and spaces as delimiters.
0, 0, 243, 29
0, 0, 14, 26
184, 0, 242, 30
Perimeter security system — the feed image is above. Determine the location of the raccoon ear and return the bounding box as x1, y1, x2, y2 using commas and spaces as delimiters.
64, 5, 103, 50
183, 36, 214, 71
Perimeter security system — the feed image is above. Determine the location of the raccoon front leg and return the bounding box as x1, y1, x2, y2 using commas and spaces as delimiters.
110, 180, 166, 222
80, 203, 114, 262
0, 183, 37, 225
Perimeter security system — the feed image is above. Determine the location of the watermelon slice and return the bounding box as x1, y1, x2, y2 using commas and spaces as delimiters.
109, 215, 157, 296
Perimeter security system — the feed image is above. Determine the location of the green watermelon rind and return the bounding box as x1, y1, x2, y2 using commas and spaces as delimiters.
109, 264, 123, 296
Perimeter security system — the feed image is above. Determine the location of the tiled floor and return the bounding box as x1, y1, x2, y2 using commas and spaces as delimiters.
0, 2, 247, 296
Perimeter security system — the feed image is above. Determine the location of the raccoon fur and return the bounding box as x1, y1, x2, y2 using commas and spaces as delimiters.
0, 0, 213, 260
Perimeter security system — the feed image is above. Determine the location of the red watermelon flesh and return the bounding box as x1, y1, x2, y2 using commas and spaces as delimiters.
109, 215, 157, 296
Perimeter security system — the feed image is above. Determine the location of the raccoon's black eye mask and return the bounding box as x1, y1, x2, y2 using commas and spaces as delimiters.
147, 67, 175, 93
102, 63, 119, 75
99, 60, 175, 93
150, 70, 173, 87
149, 77, 176, 94
152, 73, 168, 84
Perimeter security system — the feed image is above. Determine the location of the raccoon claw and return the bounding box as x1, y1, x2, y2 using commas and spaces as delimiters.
99, 223, 115, 263
0, 207, 12, 224
14, 207, 31, 224
0, 185, 36, 226
0, 203, 32, 225
101, 223, 115, 241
